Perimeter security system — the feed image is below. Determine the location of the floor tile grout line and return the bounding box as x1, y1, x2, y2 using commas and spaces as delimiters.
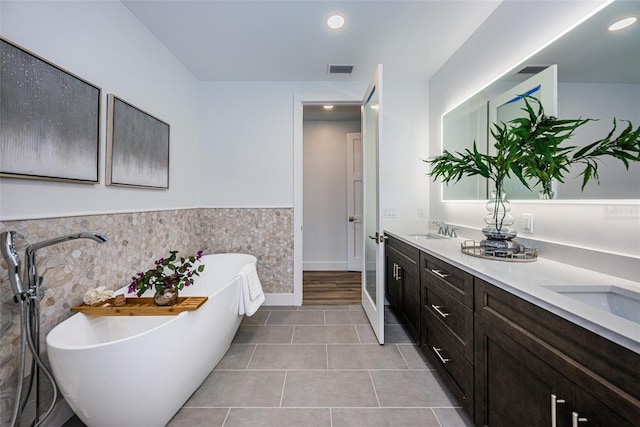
245, 344, 258, 370
431, 408, 445, 427
181, 405, 461, 409
325, 343, 329, 370
354, 324, 362, 344
220, 407, 231, 427
396, 343, 411, 369
368, 369, 382, 408
216, 368, 431, 372
279, 370, 288, 408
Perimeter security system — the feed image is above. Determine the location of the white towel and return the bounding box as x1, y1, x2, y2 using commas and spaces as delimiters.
237, 263, 265, 316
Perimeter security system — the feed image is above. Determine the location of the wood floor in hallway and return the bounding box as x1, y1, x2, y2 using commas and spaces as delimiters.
303, 271, 361, 305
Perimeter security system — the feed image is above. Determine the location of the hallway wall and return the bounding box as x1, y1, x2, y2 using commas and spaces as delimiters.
303, 120, 361, 270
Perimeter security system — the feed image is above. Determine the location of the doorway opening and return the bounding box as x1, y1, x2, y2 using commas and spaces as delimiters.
302, 104, 362, 305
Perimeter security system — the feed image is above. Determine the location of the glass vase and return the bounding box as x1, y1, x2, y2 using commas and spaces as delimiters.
480, 190, 521, 255
154, 287, 179, 306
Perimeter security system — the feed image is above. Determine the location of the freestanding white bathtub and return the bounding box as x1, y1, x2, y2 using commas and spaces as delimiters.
46, 253, 254, 427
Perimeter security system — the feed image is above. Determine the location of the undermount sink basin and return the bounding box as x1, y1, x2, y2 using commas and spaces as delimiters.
544, 285, 640, 324
407, 233, 450, 240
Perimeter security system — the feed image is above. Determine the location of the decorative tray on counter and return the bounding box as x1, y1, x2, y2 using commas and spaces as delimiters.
461, 240, 538, 262
70, 296, 208, 316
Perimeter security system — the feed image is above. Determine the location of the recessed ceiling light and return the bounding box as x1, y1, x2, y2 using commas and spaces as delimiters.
323, 105, 334, 110
327, 14, 345, 30
607, 16, 637, 32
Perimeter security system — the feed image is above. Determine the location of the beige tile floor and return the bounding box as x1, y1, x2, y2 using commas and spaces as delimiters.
64, 305, 474, 427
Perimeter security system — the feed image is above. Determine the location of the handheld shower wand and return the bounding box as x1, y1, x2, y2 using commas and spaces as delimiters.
1, 231, 26, 298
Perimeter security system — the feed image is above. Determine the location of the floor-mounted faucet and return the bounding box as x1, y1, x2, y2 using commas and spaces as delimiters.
1, 230, 107, 427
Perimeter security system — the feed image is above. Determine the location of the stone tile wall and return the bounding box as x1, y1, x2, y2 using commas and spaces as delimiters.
0, 207, 293, 425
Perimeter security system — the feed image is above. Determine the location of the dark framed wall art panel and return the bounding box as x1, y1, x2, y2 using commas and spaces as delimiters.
0, 37, 101, 183
106, 94, 170, 189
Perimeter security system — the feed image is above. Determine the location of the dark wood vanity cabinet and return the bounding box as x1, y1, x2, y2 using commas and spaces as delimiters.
419, 251, 474, 417
385, 235, 420, 342
385, 234, 638, 426
474, 278, 639, 427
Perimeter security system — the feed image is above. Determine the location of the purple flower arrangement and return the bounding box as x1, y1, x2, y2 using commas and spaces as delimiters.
128, 250, 205, 297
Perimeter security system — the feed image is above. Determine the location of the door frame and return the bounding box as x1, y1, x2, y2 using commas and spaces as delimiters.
293, 95, 362, 306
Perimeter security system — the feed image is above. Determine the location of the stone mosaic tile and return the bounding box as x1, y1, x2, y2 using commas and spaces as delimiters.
198, 208, 294, 294
0, 207, 294, 426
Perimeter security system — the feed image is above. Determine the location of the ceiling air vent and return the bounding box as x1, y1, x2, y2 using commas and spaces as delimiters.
328, 64, 354, 74
517, 65, 549, 75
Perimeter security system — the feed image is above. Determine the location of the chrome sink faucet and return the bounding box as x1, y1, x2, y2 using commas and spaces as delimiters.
432, 220, 457, 238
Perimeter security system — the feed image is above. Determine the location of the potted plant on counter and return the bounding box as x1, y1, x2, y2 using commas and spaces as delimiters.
425, 95, 640, 255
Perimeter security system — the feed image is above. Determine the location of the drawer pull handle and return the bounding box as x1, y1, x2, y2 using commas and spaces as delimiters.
431, 269, 449, 279
432, 347, 450, 364
396, 266, 402, 280
551, 394, 566, 427
431, 304, 451, 318
571, 413, 588, 427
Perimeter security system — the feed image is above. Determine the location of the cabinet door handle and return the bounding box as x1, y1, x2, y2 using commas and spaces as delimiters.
571, 412, 588, 427
551, 394, 566, 427
432, 347, 450, 364
431, 304, 451, 318
396, 265, 402, 280
393, 263, 397, 280
431, 269, 449, 279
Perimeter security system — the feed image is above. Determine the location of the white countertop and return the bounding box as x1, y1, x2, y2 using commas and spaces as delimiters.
385, 228, 640, 354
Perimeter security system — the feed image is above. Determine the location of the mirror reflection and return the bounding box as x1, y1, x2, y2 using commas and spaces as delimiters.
442, 0, 640, 200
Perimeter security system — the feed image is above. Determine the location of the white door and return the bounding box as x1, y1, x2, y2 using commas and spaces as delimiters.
346, 132, 363, 272
361, 65, 384, 344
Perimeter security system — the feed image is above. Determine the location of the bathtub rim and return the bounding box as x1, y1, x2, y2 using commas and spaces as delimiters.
46, 252, 255, 352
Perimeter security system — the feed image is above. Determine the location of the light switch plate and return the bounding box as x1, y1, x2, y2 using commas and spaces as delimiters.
522, 213, 534, 233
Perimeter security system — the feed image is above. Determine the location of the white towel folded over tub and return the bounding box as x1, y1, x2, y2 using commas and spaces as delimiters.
237, 263, 265, 316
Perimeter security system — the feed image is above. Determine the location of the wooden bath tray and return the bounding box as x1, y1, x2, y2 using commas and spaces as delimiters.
70, 296, 208, 316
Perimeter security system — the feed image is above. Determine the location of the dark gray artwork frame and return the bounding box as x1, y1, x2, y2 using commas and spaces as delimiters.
106, 94, 170, 189
0, 37, 101, 183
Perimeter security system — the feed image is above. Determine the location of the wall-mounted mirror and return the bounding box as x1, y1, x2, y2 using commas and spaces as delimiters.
442, 0, 640, 200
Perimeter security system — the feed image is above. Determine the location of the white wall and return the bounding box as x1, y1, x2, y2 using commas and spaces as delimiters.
381, 70, 431, 232
197, 73, 430, 221
429, 0, 639, 280
0, 1, 200, 220
303, 120, 361, 270
197, 81, 366, 208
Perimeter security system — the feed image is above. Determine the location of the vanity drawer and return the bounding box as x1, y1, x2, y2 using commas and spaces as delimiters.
424, 279, 474, 362
421, 315, 473, 417
420, 252, 473, 309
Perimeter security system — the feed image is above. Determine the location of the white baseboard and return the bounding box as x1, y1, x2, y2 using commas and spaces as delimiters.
264, 293, 297, 306
302, 261, 348, 271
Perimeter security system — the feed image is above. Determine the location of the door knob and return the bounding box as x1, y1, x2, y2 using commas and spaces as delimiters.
348, 215, 355, 222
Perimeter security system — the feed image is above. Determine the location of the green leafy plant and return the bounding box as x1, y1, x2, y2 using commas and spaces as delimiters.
424, 95, 640, 230
509, 97, 640, 197
128, 250, 205, 297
